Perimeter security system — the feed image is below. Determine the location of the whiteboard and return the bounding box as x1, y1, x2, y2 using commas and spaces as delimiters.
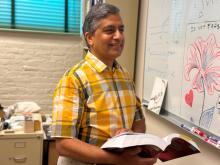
143, 0, 220, 137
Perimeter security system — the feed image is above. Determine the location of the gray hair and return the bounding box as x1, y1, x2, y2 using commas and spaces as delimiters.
83, 3, 120, 47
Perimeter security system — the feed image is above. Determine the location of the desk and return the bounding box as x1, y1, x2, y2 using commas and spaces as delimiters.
43, 139, 59, 165
43, 124, 59, 165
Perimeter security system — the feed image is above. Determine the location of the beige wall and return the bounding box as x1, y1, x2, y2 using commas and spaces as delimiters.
135, 0, 220, 164
106, 0, 139, 79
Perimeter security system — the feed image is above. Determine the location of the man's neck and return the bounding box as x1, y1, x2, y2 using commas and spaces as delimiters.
89, 50, 114, 68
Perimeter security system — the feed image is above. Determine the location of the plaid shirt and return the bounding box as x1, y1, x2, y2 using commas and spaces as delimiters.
51, 51, 144, 146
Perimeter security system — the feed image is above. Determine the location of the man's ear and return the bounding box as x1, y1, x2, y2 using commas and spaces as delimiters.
84, 32, 94, 47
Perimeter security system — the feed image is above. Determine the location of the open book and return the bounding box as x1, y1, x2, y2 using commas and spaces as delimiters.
101, 132, 200, 162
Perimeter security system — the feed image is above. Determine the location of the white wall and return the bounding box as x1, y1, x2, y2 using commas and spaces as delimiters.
135, 0, 220, 164
0, 31, 83, 113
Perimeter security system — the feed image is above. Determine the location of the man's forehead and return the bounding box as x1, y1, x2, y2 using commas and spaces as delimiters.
98, 15, 124, 27
102, 24, 124, 28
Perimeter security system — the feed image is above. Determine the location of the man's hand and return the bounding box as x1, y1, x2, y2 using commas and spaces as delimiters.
115, 128, 131, 135
115, 147, 158, 165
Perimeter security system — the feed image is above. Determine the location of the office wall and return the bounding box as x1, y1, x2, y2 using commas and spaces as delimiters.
0, 31, 83, 113
106, 0, 139, 78
135, 0, 220, 164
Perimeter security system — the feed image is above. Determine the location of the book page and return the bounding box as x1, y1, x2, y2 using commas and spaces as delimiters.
101, 132, 168, 150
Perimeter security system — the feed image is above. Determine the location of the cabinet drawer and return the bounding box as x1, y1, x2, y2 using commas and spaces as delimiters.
0, 137, 42, 165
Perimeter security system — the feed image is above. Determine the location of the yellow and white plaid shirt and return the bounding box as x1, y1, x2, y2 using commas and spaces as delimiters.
51, 51, 144, 146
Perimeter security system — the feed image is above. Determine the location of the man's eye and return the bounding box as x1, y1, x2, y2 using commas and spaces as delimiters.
119, 28, 124, 32
104, 29, 114, 34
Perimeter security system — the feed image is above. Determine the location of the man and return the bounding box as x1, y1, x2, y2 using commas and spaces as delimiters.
51, 3, 157, 165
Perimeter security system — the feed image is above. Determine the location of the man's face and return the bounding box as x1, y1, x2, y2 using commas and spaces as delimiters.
86, 14, 125, 67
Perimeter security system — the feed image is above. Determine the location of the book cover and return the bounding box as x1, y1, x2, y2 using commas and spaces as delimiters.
101, 132, 200, 162
148, 77, 168, 114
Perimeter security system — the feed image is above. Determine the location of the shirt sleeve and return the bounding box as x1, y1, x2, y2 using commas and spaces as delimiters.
51, 72, 85, 138
130, 79, 145, 121
134, 95, 145, 121
122, 67, 145, 122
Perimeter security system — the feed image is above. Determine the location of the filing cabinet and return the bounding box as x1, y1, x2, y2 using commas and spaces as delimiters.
0, 129, 43, 165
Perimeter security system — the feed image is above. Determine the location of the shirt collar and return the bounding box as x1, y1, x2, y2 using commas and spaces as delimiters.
85, 51, 120, 73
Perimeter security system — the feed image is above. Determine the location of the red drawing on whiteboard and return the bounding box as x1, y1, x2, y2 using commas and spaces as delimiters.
184, 33, 220, 127
185, 89, 193, 107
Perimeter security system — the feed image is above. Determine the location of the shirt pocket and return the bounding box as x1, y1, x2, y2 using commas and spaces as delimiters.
87, 90, 118, 112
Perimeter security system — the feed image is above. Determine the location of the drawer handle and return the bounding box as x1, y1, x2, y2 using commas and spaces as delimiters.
12, 156, 27, 162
